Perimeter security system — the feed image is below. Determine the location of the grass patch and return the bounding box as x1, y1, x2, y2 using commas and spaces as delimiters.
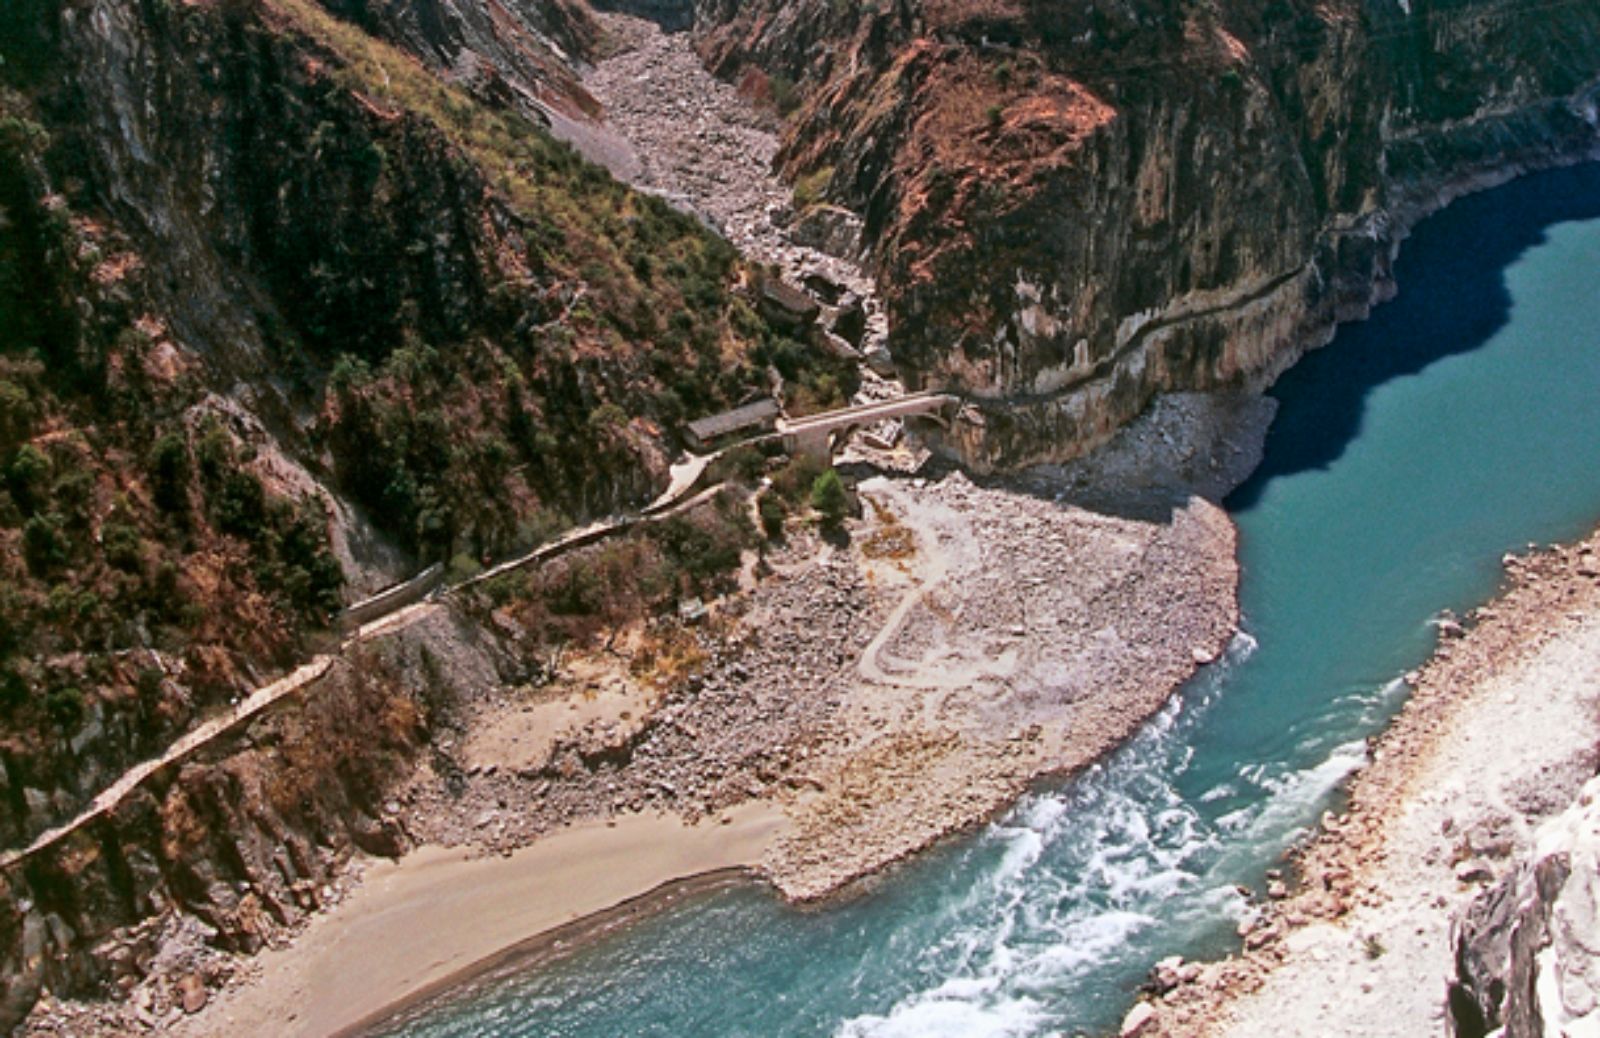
792, 165, 835, 209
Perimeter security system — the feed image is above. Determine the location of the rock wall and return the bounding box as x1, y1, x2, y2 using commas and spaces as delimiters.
1449, 774, 1600, 1037
320, 0, 605, 121
693, 0, 1600, 469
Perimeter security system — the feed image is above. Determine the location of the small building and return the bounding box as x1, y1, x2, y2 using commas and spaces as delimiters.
684, 397, 782, 451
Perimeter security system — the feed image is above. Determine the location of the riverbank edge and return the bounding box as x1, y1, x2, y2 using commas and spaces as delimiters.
1135, 524, 1600, 1037
170, 804, 785, 1038
336, 866, 761, 1037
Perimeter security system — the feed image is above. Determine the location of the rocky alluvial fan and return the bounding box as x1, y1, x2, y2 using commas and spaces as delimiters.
0, 0, 1598, 1031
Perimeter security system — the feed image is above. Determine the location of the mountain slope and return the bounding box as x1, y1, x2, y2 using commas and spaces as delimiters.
696, 0, 1600, 467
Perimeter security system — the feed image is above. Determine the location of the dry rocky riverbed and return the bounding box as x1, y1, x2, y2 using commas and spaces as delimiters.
17, 392, 1263, 1036
393, 462, 1240, 900
583, 12, 891, 359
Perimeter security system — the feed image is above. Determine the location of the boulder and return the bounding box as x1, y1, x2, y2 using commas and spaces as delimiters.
864, 344, 896, 378
755, 278, 820, 332
803, 271, 846, 305
176, 972, 207, 1014
830, 297, 868, 346
788, 204, 863, 260
1120, 1000, 1157, 1036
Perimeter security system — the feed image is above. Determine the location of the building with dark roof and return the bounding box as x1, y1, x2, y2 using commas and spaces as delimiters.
685, 398, 782, 450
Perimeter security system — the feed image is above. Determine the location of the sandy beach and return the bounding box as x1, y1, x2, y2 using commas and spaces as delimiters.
1141, 530, 1600, 1036
178, 803, 785, 1038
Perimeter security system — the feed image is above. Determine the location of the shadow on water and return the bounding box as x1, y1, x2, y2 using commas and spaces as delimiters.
1228, 161, 1600, 511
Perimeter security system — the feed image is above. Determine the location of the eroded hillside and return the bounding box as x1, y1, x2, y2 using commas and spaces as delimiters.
0, 0, 838, 1022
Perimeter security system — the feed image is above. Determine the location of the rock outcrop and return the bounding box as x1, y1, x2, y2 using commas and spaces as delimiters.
692, 0, 1600, 469
1449, 774, 1600, 1037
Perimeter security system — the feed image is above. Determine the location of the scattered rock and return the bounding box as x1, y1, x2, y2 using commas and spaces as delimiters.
176, 973, 206, 1015
1121, 1000, 1157, 1036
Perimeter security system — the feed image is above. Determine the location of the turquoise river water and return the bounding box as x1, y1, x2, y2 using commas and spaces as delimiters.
379, 164, 1600, 1038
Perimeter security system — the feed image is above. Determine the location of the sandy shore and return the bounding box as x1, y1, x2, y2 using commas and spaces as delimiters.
176, 803, 785, 1038
1141, 530, 1600, 1037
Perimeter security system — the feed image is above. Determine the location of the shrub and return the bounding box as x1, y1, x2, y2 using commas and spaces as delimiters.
0, 669, 26, 712
44, 684, 84, 729
328, 353, 372, 396
652, 508, 749, 588
21, 511, 68, 573
6, 443, 50, 514
770, 455, 825, 505
0, 378, 37, 449
446, 552, 482, 583
719, 445, 766, 485
51, 464, 94, 521
213, 470, 267, 540
587, 402, 629, 441
101, 520, 143, 572
792, 166, 833, 209
758, 491, 787, 539
770, 74, 801, 116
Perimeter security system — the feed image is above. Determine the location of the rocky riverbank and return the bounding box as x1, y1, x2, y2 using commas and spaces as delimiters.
1132, 530, 1600, 1037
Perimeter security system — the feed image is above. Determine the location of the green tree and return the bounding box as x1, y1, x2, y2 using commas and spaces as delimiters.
148, 432, 190, 514
101, 520, 143, 573
44, 685, 83, 729
21, 511, 68, 573
758, 491, 787, 539
0, 378, 37, 450
810, 469, 848, 529
7, 442, 49, 514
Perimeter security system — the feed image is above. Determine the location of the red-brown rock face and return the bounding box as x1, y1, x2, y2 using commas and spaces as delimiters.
695, 0, 1600, 468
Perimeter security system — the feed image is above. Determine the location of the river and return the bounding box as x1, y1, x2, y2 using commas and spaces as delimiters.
376, 163, 1600, 1038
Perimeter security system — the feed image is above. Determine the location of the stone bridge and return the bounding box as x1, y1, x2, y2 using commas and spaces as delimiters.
777, 391, 960, 459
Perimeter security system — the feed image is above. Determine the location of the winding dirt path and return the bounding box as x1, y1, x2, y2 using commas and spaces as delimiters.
0, 656, 337, 870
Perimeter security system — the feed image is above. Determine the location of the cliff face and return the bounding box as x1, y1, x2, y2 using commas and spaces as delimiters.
695, 0, 1600, 468
318, 0, 604, 121
1449, 774, 1600, 1037
0, 609, 514, 1028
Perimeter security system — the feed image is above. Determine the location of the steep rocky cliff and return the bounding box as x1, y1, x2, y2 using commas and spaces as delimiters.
694, 0, 1600, 468
1449, 774, 1600, 1037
